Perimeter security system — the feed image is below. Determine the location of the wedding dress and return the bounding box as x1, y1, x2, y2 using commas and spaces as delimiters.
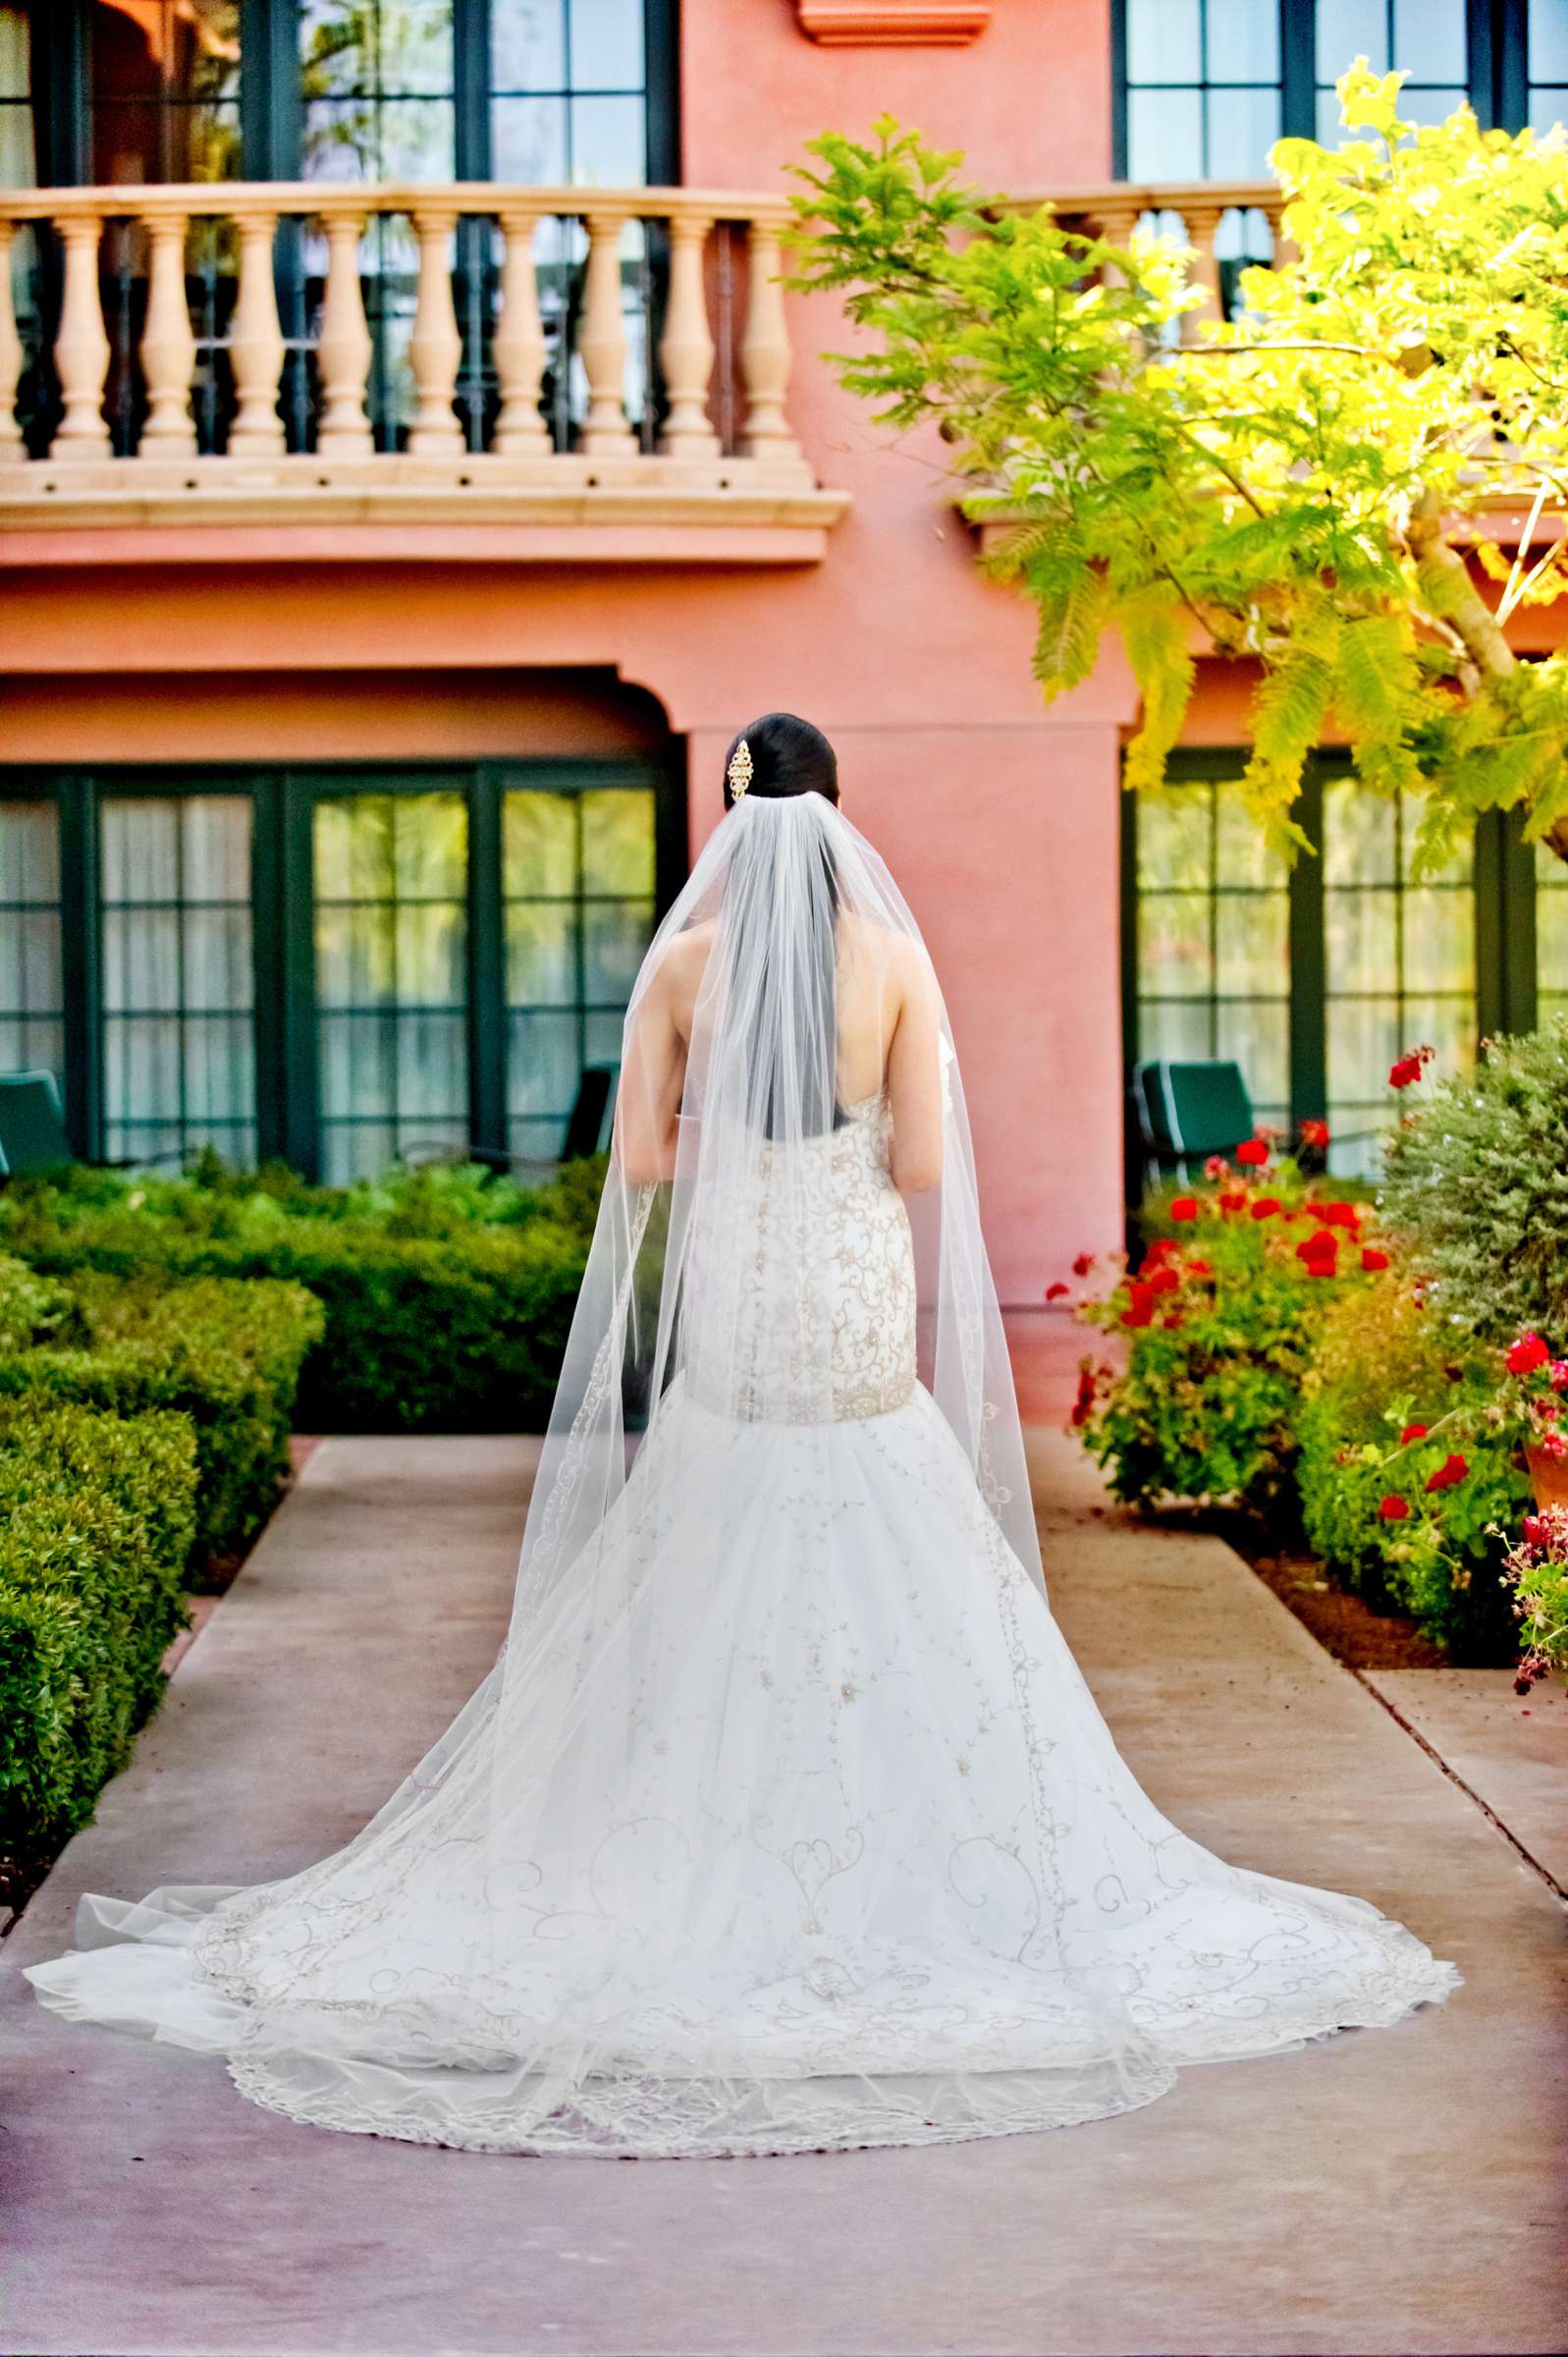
27, 790, 1457, 2158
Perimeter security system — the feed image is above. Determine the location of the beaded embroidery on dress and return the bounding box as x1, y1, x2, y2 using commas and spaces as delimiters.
27, 792, 1457, 2157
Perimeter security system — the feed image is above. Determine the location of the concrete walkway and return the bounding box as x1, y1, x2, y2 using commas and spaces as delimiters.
4, 1432, 1566, 2357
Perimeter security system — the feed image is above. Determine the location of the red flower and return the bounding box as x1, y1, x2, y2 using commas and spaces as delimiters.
1300, 1118, 1330, 1149
1070, 1365, 1097, 1429
1143, 1238, 1177, 1265
1072, 1252, 1096, 1278
1218, 1189, 1248, 1214
1170, 1195, 1200, 1222
1550, 1361, 1568, 1393
1122, 1282, 1156, 1330
1046, 1282, 1070, 1301
1506, 1332, 1550, 1376
1296, 1229, 1339, 1268
1523, 1514, 1545, 1547
1203, 1155, 1229, 1180
1539, 1431, 1568, 1462
1400, 1422, 1429, 1446
1425, 1453, 1469, 1494
1379, 1495, 1411, 1521
1186, 1257, 1212, 1277
1324, 1200, 1360, 1229
1389, 1044, 1435, 1091
1144, 1265, 1180, 1295
1361, 1246, 1390, 1273
1236, 1138, 1269, 1167
1249, 1196, 1282, 1221
1161, 1312, 1185, 1329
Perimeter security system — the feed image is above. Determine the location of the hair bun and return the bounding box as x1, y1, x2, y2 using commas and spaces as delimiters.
724, 713, 839, 807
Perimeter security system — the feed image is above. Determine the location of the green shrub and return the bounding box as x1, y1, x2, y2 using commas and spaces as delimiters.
0, 1399, 197, 1859
1380, 1016, 1568, 1343
0, 1262, 323, 1577
1296, 1279, 1526, 1656
0, 1160, 600, 1434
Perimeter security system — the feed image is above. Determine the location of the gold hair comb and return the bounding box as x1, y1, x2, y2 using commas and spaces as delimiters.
727, 739, 753, 798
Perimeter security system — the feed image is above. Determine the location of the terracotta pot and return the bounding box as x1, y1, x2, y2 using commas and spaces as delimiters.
1526, 1444, 1568, 1510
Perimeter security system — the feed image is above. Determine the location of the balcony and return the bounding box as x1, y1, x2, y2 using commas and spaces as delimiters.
0, 183, 850, 566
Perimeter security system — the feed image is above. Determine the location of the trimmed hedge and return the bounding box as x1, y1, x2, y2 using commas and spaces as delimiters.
0, 1170, 595, 1434
0, 1399, 198, 1861
0, 1257, 324, 1578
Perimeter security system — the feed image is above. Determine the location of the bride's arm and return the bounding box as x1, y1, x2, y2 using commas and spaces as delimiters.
886, 946, 944, 1193
615, 967, 687, 1185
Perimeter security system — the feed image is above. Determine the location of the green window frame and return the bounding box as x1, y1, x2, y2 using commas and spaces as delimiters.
1122, 749, 1545, 1189
0, 757, 678, 1179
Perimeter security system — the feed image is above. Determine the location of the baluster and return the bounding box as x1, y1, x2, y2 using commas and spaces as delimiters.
316, 210, 372, 458
0, 220, 23, 458
1183, 200, 1225, 336
739, 216, 801, 466
493, 205, 549, 457
229, 206, 285, 455
579, 208, 634, 457
52, 209, 111, 460
1092, 197, 1141, 291
408, 205, 462, 456
658, 211, 718, 459
138, 207, 196, 457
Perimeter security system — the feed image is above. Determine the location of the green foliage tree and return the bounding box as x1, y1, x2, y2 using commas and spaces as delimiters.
789, 69, 1568, 868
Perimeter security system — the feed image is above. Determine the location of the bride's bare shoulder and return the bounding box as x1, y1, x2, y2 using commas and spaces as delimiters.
840, 911, 935, 993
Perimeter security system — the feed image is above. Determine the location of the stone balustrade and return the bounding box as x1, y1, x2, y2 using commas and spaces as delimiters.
1004, 180, 1286, 331
0, 181, 848, 557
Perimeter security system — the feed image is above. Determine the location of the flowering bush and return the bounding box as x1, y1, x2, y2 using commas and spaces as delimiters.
1295, 1279, 1528, 1655
1071, 1144, 1385, 1514
1498, 1509, 1568, 1691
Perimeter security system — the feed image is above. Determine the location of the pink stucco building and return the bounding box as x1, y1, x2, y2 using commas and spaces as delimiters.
3, 2, 1564, 1303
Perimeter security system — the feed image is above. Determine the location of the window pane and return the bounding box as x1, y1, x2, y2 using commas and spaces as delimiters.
506, 903, 577, 1004
1138, 790, 1212, 890
299, 0, 454, 96
569, 0, 645, 91
314, 791, 468, 1175
1206, 84, 1281, 178
1394, 0, 1465, 82
1215, 890, 1288, 995
1536, 845, 1568, 997
493, 1, 567, 89
1324, 779, 1395, 885
90, 1, 241, 183
1137, 998, 1216, 1064
583, 898, 653, 1000
1318, 0, 1388, 78
99, 793, 255, 1166
1216, 999, 1289, 1111
492, 93, 568, 181
1327, 997, 1401, 1105
1128, 86, 1204, 179
1139, 894, 1212, 996
581, 788, 655, 894
1206, 0, 1279, 82
1216, 788, 1287, 888
1531, 0, 1568, 82
568, 92, 645, 183
1127, 0, 1201, 82
0, 800, 63, 1090
1402, 888, 1474, 994
1325, 889, 1396, 992
509, 1008, 579, 1115
504, 791, 576, 896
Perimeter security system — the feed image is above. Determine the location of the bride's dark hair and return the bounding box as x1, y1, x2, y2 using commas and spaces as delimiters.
721, 712, 844, 1140
722, 712, 839, 808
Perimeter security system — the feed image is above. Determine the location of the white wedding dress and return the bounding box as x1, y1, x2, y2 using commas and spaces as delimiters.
28, 796, 1458, 2158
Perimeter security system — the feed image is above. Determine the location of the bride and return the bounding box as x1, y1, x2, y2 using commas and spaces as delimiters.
27, 713, 1457, 2158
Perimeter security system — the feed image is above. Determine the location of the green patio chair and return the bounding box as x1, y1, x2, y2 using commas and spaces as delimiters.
0, 1070, 74, 1179
1131, 1059, 1255, 1187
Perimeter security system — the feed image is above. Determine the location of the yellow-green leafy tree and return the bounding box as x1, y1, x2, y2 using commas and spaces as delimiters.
789, 68, 1568, 867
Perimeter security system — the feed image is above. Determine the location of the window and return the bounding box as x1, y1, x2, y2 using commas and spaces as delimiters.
298, 0, 455, 182
503, 783, 655, 1160
1122, 0, 1283, 180
1134, 780, 1292, 1133
1322, 781, 1475, 1169
0, 797, 64, 1096
1125, 759, 1505, 1187
1115, 2, 1565, 179
99, 793, 257, 1165
313, 789, 470, 1182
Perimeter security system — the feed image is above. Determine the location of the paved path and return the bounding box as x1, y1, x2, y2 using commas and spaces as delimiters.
4, 1432, 1566, 2357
